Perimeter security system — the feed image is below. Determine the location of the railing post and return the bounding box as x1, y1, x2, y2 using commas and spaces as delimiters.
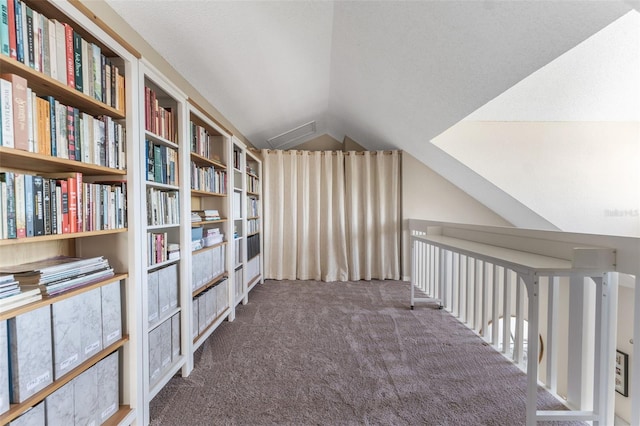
524, 275, 539, 426
593, 273, 617, 426
503, 268, 511, 354
467, 257, 474, 328
492, 265, 499, 347
410, 237, 416, 308
546, 276, 559, 393
632, 274, 640, 426
475, 260, 482, 332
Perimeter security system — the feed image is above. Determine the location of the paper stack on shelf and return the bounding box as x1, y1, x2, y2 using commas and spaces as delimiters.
0, 256, 114, 297
193, 210, 220, 221
0, 274, 42, 313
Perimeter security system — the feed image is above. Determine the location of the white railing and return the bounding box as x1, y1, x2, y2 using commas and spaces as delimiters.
408, 220, 640, 426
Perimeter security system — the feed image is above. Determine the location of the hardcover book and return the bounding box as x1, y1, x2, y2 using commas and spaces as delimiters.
9, 400, 44, 426
8, 305, 53, 403
73, 366, 98, 426
96, 352, 118, 423
44, 379, 74, 426
79, 288, 103, 361
171, 313, 180, 361
0, 77, 14, 148
147, 269, 159, 326
101, 279, 122, 347
0, 73, 28, 151
51, 295, 82, 379
0, 319, 8, 415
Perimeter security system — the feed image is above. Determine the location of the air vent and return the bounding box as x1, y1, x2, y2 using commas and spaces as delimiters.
267, 121, 317, 149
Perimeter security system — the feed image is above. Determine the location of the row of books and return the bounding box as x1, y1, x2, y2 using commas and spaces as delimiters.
0, 273, 41, 313
147, 231, 178, 266
190, 121, 218, 159
1, 255, 114, 297
146, 187, 179, 227
144, 86, 176, 142
146, 139, 178, 186
0, 171, 127, 240
0, 0, 125, 111
247, 218, 260, 234
190, 161, 227, 194
247, 233, 261, 260
233, 148, 242, 170
0, 73, 126, 169
246, 173, 259, 193
247, 196, 259, 218
193, 279, 228, 339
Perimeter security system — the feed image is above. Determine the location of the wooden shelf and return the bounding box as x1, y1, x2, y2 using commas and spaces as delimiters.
147, 257, 180, 271
191, 242, 227, 256
0, 228, 127, 247
192, 307, 231, 347
247, 231, 260, 237
102, 406, 134, 426
191, 219, 227, 226
0, 273, 127, 321
192, 272, 227, 298
144, 130, 179, 148
247, 216, 260, 220
247, 191, 260, 196
146, 181, 179, 191
0, 147, 127, 176
191, 189, 226, 197
0, 337, 129, 424
0, 57, 124, 119
190, 152, 226, 169
246, 171, 258, 178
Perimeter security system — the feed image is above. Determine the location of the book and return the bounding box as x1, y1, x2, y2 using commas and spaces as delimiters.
0, 0, 9, 57
42, 177, 50, 235
0, 172, 15, 238
24, 4, 32, 68
0, 288, 40, 313
14, 172, 25, 238
73, 30, 82, 92
67, 105, 75, 160
0, 77, 14, 147
23, 173, 33, 237
33, 175, 44, 236
1, 73, 29, 151
63, 22, 74, 89
14, 0, 22, 63
48, 18, 57, 80
53, 20, 65, 84
7, 0, 16, 59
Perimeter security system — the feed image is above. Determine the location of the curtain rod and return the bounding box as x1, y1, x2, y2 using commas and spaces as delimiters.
262, 150, 399, 156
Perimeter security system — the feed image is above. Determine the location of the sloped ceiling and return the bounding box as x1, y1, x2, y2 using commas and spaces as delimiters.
104, 0, 634, 228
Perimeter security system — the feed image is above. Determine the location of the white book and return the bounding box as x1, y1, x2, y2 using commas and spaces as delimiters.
0, 79, 14, 148
55, 101, 67, 158
33, 11, 41, 73
53, 20, 67, 85
26, 88, 33, 152
31, 92, 38, 153
81, 39, 90, 96
48, 19, 58, 80
92, 43, 101, 101
81, 113, 91, 163
0, 181, 5, 240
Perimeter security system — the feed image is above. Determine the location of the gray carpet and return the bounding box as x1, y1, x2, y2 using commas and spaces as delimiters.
150, 280, 577, 425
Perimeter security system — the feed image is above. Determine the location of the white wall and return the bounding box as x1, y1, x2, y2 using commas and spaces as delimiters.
401, 152, 511, 278
433, 121, 640, 237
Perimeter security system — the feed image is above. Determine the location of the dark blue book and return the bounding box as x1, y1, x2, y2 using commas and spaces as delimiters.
33, 175, 44, 236
73, 31, 82, 92
14, 0, 22, 63
24, 4, 33, 69
0, 172, 16, 238
23, 174, 34, 237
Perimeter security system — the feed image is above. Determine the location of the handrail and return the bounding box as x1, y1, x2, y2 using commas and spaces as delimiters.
408, 219, 639, 425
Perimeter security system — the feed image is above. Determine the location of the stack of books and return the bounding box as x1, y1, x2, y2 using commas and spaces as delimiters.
0, 256, 114, 297
192, 210, 221, 221
0, 274, 42, 312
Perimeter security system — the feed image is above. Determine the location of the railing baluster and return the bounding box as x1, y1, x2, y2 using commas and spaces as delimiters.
452, 252, 459, 316
546, 276, 559, 393
632, 274, 640, 426
467, 257, 475, 329
503, 268, 511, 354
475, 260, 483, 332
514, 275, 525, 366
492, 264, 500, 347
481, 261, 490, 338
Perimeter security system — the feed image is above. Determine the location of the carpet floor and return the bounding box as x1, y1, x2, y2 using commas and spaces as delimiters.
150, 280, 578, 425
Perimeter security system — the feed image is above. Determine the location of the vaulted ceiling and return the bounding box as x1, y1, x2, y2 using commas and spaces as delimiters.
104, 0, 635, 227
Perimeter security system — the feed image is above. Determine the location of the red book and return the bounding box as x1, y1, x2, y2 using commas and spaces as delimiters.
7, 0, 17, 59
64, 23, 75, 89
0, 73, 29, 151
59, 179, 69, 233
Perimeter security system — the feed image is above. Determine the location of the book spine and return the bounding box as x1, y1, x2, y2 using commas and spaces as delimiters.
64, 23, 74, 89
67, 176, 76, 233
24, 5, 32, 68
59, 178, 68, 233
50, 179, 57, 235
73, 107, 80, 162
23, 173, 33, 237
14, 173, 25, 238
101, 54, 106, 104
41, 15, 49, 76
54, 20, 65, 84
6, 0, 15, 59
0, 77, 14, 147
42, 177, 50, 235
1, 73, 28, 150
0, 172, 15, 238
92, 43, 101, 101
75, 172, 82, 232
14, 0, 22, 63
33, 175, 43, 236
46, 95, 55, 156
56, 100, 66, 158
26, 86, 33, 151
73, 31, 82, 92
48, 18, 56, 80
32, 10, 39, 72
66, 105, 75, 160
0, 0, 10, 56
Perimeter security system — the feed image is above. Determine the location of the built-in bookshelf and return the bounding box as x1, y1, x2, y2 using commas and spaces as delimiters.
186, 102, 234, 367
231, 139, 245, 306
0, 0, 137, 424
245, 149, 263, 294
140, 61, 187, 424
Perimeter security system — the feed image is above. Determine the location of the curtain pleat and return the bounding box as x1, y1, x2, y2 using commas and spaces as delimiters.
263, 149, 399, 282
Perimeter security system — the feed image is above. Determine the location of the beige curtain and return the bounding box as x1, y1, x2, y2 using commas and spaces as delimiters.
263, 149, 400, 282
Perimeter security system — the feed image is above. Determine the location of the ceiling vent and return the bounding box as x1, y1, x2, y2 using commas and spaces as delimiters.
267, 121, 317, 149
